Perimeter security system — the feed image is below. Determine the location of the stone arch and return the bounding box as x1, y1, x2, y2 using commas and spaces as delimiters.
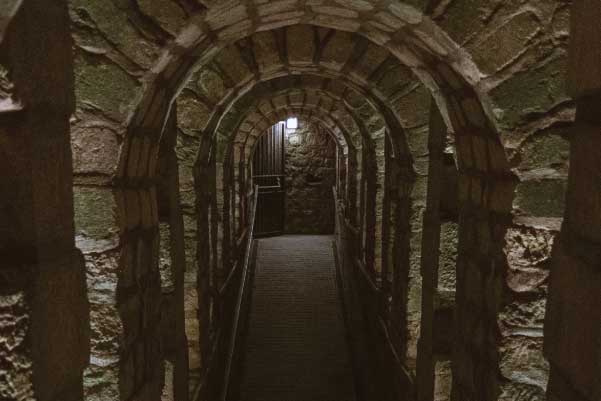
124, 20, 507, 182
216, 86, 384, 261
204, 68, 422, 281
0, 1, 576, 401
202, 79, 421, 399
98, 4, 520, 401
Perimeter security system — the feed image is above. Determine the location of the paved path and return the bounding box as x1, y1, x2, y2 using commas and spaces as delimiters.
240, 235, 356, 401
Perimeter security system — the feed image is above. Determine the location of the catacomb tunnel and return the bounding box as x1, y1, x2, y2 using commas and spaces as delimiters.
0, 1, 599, 401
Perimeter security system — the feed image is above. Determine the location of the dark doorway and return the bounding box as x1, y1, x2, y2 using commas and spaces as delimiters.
252, 122, 286, 236
252, 120, 337, 236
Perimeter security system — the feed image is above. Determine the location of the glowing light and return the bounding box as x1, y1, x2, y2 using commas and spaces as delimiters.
286, 117, 298, 129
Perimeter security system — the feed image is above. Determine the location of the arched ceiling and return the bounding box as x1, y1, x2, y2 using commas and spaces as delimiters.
234, 110, 350, 165
70, 0, 570, 186
232, 100, 357, 159
174, 27, 431, 157
232, 100, 356, 155
123, 5, 506, 183
140, 0, 485, 111
213, 75, 396, 156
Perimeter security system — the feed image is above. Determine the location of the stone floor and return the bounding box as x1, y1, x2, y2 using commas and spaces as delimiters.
240, 235, 357, 401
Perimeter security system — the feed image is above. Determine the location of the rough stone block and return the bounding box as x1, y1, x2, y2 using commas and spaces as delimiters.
320, 31, 355, 71
469, 11, 541, 74
74, 187, 118, 239
71, 123, 120, 176
286, 25, 315, 66
74, 53, 140, 121
253, 30, 283, 74
514, 179, 567, 218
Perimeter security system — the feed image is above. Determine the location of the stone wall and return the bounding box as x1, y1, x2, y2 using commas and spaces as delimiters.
285, 121, 336, 235
1, 1, 593, 401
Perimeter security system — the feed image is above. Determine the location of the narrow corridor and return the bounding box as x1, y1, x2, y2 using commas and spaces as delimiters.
240, 236, 356, 401
5, 2, 599, 401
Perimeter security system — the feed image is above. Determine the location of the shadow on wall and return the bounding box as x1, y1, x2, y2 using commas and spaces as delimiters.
285, 120, 336, 235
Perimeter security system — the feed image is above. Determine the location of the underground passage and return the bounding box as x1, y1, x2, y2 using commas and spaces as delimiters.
1, 1, 600, 401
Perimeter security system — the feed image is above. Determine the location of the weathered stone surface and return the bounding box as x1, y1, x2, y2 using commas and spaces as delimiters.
215, 46, 253, 84
514, 179, 567, 218
197, 68, 227, 104
352, 43, 389, 79
434, 360, 452, 401
285, 121, 336, 234
253, 30, 283, 74
287, 25, 315, 66
74, 53, 140, 121
159, 223, 175, 290
320, 31, 354, 70
137, 0, 187, 36
517, 127, 570, 174
393, 86, 431, 128
0, 293, 34, 401
69, 0, 161, 68
491, 55, 570, 130
469, 11, 541, 74
71, 121, 120, 175
84, 250, 121, 400
73, 187, 118, 240
438, 222, 458, 292
3, 1, 586, 400
177, 92, 211, 133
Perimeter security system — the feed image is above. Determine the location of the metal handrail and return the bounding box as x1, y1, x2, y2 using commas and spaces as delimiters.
221, 185, 259, 401
252, 174, 285, 178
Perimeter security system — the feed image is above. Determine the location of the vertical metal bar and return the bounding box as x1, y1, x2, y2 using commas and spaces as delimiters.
275, 125, 279, 176
280, 122, 285, 232
281, 122, 285, 174
272, 126, 276, 176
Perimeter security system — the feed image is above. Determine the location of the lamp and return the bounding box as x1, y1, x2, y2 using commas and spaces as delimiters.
286, 117, 298, 130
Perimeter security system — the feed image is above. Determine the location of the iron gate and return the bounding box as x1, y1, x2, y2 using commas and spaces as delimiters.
252, 122, 286, 236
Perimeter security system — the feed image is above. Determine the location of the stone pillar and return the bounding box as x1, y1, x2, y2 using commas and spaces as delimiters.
159, 108, 190, 401
416, 103, 446, 401
193, 134, 214, 392
0, 2, 89, 400
545, 4, 601, 398
449, 94, 516, 401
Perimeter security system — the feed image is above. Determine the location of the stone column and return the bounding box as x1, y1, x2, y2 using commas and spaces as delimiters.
159, 107, 190, 401
0, 2, 89, 400
193, 134, 214, 391
416, 103, 446, 401
545, 3, 601, 398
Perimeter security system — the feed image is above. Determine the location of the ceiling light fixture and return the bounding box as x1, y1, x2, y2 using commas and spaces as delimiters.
286, 117, 298, 130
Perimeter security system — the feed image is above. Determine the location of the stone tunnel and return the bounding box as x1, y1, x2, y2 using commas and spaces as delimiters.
0, 1, 600, 401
